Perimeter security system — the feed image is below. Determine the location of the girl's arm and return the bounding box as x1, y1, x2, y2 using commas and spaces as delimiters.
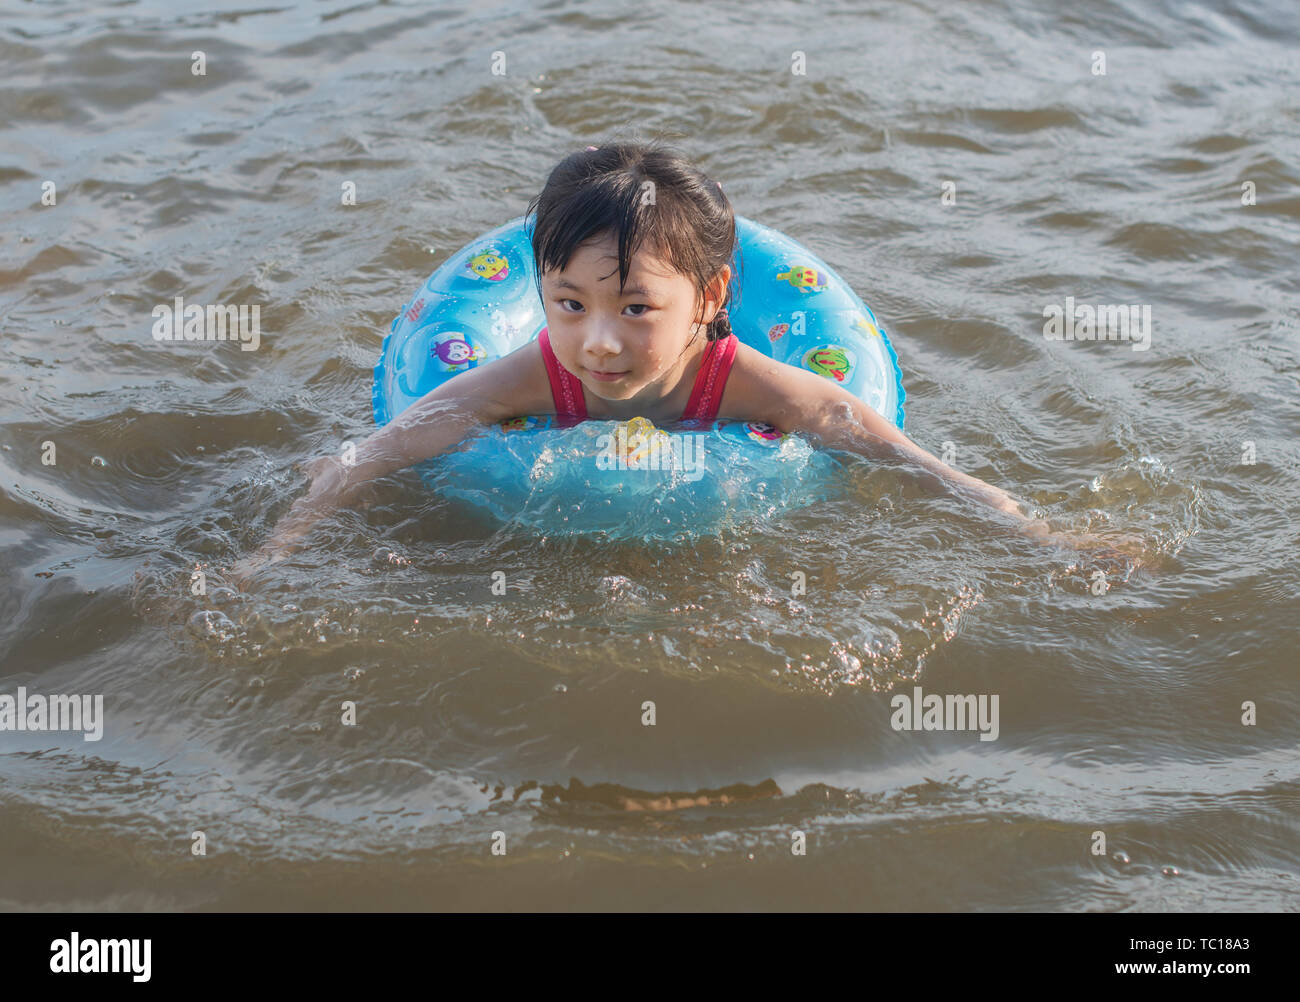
777, 372, 1027, 518
734, 354, 1141, 555
231, 343, 549, 578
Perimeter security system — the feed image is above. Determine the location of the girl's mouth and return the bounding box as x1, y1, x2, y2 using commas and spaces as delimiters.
586, 368, 629, 382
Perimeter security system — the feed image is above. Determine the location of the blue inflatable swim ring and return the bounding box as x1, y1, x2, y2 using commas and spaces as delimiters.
373, 215, 906, 540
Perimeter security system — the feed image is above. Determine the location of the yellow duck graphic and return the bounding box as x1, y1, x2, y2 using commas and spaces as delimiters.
618, 416, 671, 466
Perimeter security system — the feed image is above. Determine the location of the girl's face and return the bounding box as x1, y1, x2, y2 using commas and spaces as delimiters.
541, 232, 729, 411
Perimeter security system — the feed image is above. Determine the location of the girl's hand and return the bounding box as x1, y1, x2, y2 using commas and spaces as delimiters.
227, 550, 273, 591
228, 534, 300, 588
228, 457, 345, 590
227, 522, 308, 591
1016, 518, 1148, 568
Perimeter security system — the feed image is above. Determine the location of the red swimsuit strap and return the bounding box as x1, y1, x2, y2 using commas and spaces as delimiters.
538, 326, 587, 425
539, 327, 736, 426
681, 333, 738, 423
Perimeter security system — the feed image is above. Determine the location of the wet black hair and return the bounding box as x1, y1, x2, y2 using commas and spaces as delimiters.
525, 140, 740, 346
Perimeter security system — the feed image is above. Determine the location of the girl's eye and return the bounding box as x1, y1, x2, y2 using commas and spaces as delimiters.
556, 299, 651, 316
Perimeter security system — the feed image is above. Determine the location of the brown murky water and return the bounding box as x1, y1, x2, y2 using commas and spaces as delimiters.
2, 0, 1298, 911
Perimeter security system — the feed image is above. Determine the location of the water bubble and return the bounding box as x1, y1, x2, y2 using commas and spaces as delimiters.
90, 456, 108, 467
188, 609, 235, 638
1161, 865, 1181, 877
554, 683, 567, 693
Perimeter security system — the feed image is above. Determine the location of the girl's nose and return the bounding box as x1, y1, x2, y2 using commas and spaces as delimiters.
582, 320, 622, 359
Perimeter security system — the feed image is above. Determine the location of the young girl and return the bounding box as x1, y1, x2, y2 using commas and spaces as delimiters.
235, 142, 1136, 576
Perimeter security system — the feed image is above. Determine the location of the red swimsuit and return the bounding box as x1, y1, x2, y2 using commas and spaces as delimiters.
538, 326, 738, 427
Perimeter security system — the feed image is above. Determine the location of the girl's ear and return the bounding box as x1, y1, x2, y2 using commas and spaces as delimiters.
702, 264, 733, 324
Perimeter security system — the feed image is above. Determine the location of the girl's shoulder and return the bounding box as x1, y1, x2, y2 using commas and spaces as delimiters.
492, 339, 558, 417
717, 340, 838, 425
